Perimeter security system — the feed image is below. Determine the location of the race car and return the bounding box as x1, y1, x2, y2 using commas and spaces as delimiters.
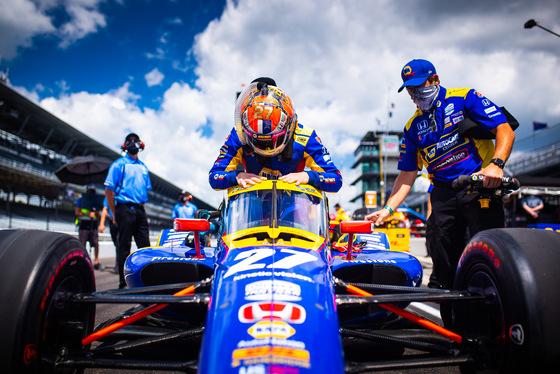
1, 178, 559, 373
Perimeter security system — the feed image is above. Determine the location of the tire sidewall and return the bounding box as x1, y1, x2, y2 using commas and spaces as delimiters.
0, 230, 95, 373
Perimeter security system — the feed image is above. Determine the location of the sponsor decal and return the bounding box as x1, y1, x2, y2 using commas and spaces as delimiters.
233, 271, 313, 283
239, 302, 306, 324
444, 103, 454, 116
417, 120, 429, 131
238, 338, 306, 349
474, 91, 484, 97
41, 251, 89, 311
294, 136, 308, 146
247, 320, 295, 339
484, 106, 497, 114
245, 280, 302, 301
231, 346, 310, 368
150, 256, 205, 262
238, 365, 267, 374
459, 241, 501, 269
436, 133, 459, 151
225, 248, 317, 278
509, 324, 525, 345
489, 112, 501, 118
432, 149, 468, 172
23, 344, 37, 365
402, 65, 415, 78
482, 98, 490, 106
452, 115, 464, 125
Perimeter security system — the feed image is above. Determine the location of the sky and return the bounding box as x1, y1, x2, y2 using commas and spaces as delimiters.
1, 0, 560, 211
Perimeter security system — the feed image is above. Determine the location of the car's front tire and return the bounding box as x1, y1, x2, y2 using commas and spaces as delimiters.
0, 230, 96, 373
453, 228, 560, 373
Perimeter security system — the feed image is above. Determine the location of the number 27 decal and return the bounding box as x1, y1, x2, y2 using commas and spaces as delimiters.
224, 248, 316, 278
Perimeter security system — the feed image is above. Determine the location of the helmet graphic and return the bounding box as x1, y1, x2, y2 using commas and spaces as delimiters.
235, 82, 296, 157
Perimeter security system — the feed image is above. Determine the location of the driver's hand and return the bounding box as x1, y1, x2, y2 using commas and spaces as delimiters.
279, 172, 309, 185
474, 163, 503, 188
365, 208, 391, 227
236, 172, 266, 188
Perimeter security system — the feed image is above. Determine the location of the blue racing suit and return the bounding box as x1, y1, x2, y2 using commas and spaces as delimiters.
209, 123, 343, 193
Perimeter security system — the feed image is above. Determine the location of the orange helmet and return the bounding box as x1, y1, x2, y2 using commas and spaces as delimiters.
235, 82, 296, 157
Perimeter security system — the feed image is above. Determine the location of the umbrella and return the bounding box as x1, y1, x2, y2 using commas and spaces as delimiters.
55, 155, 113, 185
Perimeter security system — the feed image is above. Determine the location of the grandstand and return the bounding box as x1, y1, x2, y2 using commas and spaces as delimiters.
0, 80, 215, 233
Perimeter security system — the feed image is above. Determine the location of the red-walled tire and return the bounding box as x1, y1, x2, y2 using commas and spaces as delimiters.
453, 228, 560, 373
0, 230, 96, 373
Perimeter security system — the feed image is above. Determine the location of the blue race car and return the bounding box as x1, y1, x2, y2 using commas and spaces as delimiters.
1, 179, 559, 373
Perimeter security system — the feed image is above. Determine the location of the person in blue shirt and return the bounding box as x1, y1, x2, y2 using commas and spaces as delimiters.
104, 133, 152, 288
365, 59, 515, 326
172, 190, 198, 220
209, 78, 342, 193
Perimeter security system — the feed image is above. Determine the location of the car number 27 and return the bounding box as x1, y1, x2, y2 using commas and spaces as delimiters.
224, 248, 317, 278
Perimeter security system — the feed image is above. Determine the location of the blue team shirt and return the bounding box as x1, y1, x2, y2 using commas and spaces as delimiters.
209, 123, 343, 192
102, 197, 113, 219
172, 201, 198, 220
398, 87, 507, 182
104, 154, 151, 204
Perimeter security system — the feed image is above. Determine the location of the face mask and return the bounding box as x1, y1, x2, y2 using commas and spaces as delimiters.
410, 85, 439, 111
127, 141, 140, 155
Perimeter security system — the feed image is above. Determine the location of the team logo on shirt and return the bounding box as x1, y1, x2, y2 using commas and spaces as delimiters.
432, 149, 469, 172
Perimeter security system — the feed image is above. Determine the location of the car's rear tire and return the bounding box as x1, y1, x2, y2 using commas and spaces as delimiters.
453, 228, 560, 373
0, 230, 96, 373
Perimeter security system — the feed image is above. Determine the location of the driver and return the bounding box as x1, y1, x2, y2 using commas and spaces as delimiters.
209, 78, 342, 193
365, 59, 515, 326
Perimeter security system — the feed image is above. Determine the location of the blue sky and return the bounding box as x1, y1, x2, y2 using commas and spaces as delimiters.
1, 0, 560, 210
5, 0, 226, 110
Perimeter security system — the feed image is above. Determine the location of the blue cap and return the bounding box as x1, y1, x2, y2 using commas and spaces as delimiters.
398, 59, 437, 92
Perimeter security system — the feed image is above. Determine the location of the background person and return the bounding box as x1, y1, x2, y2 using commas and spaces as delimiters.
104, 133, 152, 288
365, 59, 515, 326
99, 197, 119, 272
521, 194, 544, 224
75, 184, 101, 269
172, 190, 198, 220
209, 78, 342, 193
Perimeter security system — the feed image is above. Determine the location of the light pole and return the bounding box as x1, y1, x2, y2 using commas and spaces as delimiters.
524, 19, 560, 38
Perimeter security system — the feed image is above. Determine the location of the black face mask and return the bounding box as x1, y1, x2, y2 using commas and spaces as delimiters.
126, 141, 140, 155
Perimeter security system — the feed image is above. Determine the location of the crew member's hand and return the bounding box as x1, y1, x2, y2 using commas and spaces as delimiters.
236, 172, 266, 188
474, 163, 503, 188
279, 172, 309, 185
365, 208, 392, 226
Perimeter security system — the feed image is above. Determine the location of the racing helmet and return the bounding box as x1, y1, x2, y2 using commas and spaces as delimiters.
235, 82, 297, 157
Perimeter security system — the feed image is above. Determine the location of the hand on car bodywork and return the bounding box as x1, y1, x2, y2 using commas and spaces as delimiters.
279, 172, 310, 185
365, 208, 392, 227
236, 172, 266, 188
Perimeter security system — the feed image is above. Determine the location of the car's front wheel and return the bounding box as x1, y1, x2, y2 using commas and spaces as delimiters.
0, 230, 96, 373
453, 228, 560, 373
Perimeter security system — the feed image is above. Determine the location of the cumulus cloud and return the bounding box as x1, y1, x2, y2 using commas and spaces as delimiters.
4, 0, 560, 210
145, 68, 165, 87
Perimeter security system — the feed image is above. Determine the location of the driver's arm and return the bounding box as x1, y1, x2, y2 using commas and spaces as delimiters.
365, 170, 417, 226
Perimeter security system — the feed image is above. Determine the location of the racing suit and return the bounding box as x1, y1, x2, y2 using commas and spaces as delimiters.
209, 123, 343, 193
398, 86, 508, 301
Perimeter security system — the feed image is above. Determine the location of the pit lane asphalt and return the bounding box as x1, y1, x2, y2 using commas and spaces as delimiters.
85, 238, 459, 374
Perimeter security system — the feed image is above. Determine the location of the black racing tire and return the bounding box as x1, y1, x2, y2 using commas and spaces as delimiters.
0, 229, 96, 373
453, 228, 560, 373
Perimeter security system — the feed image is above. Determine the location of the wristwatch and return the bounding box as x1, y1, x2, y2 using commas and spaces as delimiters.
490, 158, 505, 169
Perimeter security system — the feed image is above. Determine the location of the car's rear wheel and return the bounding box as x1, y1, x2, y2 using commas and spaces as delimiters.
0, 230, 96, 373
453, 228, 560, 373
